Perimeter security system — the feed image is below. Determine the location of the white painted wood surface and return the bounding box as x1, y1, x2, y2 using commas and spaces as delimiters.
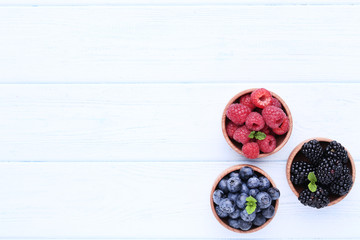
0, 2, 359, 239
0, 6, 360, 83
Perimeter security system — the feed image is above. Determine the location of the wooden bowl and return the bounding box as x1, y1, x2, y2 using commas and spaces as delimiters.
210, 164, 279, 233
222, 88, 293, 158
287, 137, 356, 206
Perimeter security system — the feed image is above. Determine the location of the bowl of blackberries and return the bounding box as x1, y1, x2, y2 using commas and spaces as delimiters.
210, 164, 280, 233
222, 88, 292, 159
287, 138, 356, 208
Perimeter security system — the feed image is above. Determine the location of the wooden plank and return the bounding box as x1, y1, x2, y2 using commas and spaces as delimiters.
0, 6, 359, 83
1, 0, 360, 6
0, 161, 359, 238
0, 83, 359, 162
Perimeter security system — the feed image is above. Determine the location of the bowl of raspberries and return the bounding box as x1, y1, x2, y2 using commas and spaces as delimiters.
210, 164, 280, 233
287, 138, 355, 208
222, 88, 292, 159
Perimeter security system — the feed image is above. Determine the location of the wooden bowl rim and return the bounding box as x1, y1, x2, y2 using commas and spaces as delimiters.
210, 164, 279, 233
286, 137, 356, 206
222, 88, 293, 158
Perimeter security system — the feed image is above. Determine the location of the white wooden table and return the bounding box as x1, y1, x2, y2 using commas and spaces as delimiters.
0, 0, 359, 239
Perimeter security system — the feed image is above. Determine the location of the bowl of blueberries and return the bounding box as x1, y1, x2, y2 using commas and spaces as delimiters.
210, 164, 280, 233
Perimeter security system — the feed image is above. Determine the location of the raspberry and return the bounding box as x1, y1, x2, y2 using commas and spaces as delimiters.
245, 112, 265, 131
242, 142, 260, 159
262, 106, 286, 129
271, 97, 282, 108
260, 125, 271, 135
239, 94, 256, 110
257, 135, 276, 153
233, 125, 251, 145
272, 116, 290, 135
250, 88, 272, 109
226, 121, 240, 139
226, 104, 251, 125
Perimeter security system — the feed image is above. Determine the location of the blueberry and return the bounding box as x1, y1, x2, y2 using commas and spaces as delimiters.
249, 188, 259, 197
236, 193, 248, 209
256, 192, 272, 209
213, 189, 224, 205
258, 176, 271, 191
229, 172, 240, 179
262, 205, 275, 219
240, 183, 249, 194
215, 205, 228, 218
238, 219, 252, 231
256, 205, 262, 213
219, 198, 235, 213
227, 177, 242, 193
228, 192, 239, 202
247, 176, 260, 189
267, 187, 280, 200
229, 207, 241, 219
253, 213, 267, 226
240, 208, 256, 222
217, 178, 229, 193
228, 219, 241, 229
239, 167, 254, 181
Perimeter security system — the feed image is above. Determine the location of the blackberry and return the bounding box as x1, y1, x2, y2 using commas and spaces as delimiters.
330, 173, 353, 196
316, 157, 343, 185
298, 186, 330, 209
325, 141, 348, 164
342, 165, 351, 175
290, 161, 314, 185
301, 139, 323, 166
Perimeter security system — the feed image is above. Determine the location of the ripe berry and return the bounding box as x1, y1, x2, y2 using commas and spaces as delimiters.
301, 139, 323, 166
229, 208, 242, 219
258, 176, 271, 191
217, 178, 228, 193
240, 208, 256, 222
233, 125, 252, 145
272, 116, 290, 135
236, 193, 248, 209
330, 173, 353, 196
261, 124, 271, 135
271, 97, 282, 108
242, 142, 260, 159
239, 94, 256, 110
298, 186, 330, 209
256, 192, 272, 209
253, 213, 266, 226
267, 187, 280, 200
325, 141, 349, 164
290, 161, 314, 185
226, 121, 240, 139
261, 205, 275, 219
245, 112, 265, 131
226, 103, 252, 125
316, 157, 343, 185
238, 219, 252, 231
215, 205, 228, 218
262, 106, 286, 129
219, 198, 236, 213
257, 135, 276, 153
213, 189, 224, 205
227, 177, 242, 193
239, 166, 254, 181
250, 88, 272, 109
247, 176, 260, 189
249, 188, 259, 197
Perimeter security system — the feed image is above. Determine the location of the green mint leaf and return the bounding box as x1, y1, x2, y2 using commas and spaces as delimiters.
246, 205, 256, 214
308, 182, 317, 192
246, 196, 257, 203
308, 172, 317, 183
245, 196, 257, 214
255, 131, 266, 140
248, 131, 256, 139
